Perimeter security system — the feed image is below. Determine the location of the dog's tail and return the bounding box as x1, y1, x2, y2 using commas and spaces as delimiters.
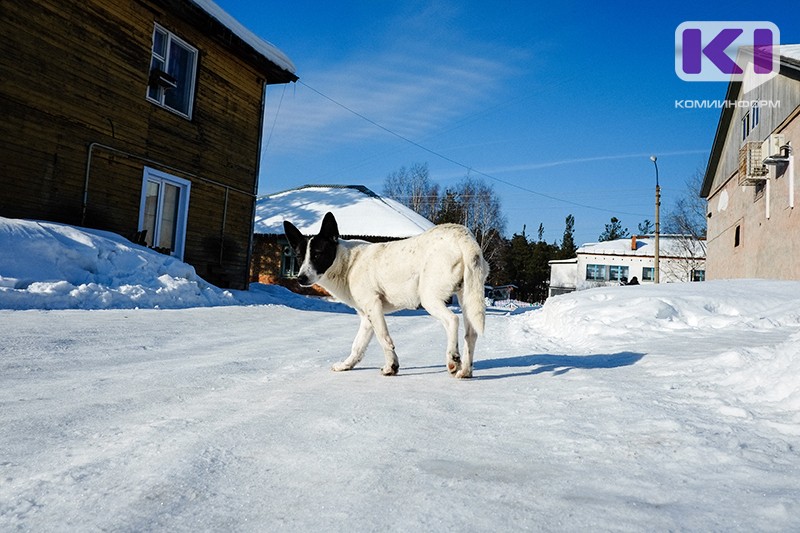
461, 240, 489, 335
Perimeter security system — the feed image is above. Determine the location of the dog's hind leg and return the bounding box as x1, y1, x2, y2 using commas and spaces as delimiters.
455, 290, 476, 379
421, 297, 461, 376
453, 291, 478, 378
333, 313, 374, 372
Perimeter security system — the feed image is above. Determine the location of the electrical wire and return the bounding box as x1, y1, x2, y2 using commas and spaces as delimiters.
297, 80, 649, 218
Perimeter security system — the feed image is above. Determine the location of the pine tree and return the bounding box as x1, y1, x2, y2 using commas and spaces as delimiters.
559, 214, 577, 259
637, 219, 654, 235
599, 217, 629, 241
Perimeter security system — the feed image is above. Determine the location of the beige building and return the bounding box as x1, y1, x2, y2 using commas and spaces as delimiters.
700, 46, 800, 279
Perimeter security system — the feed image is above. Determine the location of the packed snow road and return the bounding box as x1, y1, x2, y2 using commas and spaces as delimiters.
2, 281, 800, 532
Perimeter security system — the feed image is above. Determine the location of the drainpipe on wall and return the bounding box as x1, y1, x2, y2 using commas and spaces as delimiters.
789, 142, 795, 209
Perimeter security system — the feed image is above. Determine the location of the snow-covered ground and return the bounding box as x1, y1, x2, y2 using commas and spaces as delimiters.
2, 217, 800, 531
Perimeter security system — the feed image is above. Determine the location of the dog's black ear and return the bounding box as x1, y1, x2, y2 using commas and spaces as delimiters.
283, 220, 305, 253
319, 212, 339, 242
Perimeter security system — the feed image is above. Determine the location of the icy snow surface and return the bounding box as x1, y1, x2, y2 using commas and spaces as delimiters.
2, 216, 800, 531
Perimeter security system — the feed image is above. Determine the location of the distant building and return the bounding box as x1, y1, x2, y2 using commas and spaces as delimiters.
250, 185, 434, 294
700, 45, 800, 279
548, 258, 579, 297
548, 235, 706, 297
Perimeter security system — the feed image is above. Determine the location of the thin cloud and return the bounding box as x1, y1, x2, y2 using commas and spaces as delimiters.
480, 150, 710, 175
262, 48, 518, 156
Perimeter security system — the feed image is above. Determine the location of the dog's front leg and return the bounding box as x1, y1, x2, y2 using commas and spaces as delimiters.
364, 304, 399, 376
333, 313, 374, 372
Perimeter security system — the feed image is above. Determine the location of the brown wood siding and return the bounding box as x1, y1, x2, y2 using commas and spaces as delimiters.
0, 0, 290, 289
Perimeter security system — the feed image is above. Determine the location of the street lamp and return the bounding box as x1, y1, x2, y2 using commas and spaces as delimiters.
650, 155, 660, 284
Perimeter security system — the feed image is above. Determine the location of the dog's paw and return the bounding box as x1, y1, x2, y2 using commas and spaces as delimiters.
381, 363, 399, 376
447, 358, 461, 375
332, 362, 352, 372
455, 368, 472, 379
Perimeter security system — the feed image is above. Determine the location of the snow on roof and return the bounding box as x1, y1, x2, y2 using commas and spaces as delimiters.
781, 44, 800, 65
254, 185, 435, 238
190, 0, 296, 74
577, 235, 706, 259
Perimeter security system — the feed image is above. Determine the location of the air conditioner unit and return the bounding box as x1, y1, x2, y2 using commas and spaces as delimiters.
761, 133, 786, 160
738, 141, 769, 185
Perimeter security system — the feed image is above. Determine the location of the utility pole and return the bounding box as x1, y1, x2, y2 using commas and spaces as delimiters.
650, 155, 660, 284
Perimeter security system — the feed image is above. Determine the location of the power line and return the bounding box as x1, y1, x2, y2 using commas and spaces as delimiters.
298, 80, 649, 218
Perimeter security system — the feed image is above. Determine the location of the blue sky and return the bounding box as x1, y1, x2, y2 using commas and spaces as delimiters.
214, 0, 799, 245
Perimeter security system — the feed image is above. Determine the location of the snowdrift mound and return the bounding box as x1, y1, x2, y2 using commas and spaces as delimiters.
514, 280, 800, 410
517, 280, 800, 343
0, 217, 356, 311
0, 217, 239, 310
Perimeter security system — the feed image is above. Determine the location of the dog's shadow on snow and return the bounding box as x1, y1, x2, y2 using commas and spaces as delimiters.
469, 352, 645, 380
387, 351, 644, 379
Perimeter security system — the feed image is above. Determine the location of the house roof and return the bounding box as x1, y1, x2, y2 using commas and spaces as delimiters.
700, 45, 800, 198
254, 185, 435, 238
187, 0, 297, 82
577, 235, 706, 260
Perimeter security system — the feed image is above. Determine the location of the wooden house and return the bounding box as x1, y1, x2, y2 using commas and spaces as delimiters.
0, 0, 297, 289
700, 46, 800, 280
250, 185, 435, 295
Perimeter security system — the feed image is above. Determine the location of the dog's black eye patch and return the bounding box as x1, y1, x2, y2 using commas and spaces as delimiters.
308, 235, 337, 274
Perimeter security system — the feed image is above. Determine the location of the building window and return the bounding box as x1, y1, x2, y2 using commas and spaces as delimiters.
691, 269, 706, 282
138, 167, 191, 260
752, 103, 760, 128
608, 265, 629, 282
281, 245, 299, 278
147, 24, 198, 118
642, 267, 655, 282
586, 264, 606, 281
741, 112, 750, 141
734, 225, 741, 247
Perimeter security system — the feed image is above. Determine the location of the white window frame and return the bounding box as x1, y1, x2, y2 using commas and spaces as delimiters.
146, 24, 198, 119
138, 167, 191, 260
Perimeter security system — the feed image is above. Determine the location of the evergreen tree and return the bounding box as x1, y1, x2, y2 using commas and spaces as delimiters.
637, 219, 654, 235
434, 189, 463, 225
599, 217, 629, 241
559, 214, 577, 259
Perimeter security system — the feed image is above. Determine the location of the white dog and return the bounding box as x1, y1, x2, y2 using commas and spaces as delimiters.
283, 212, 489, 378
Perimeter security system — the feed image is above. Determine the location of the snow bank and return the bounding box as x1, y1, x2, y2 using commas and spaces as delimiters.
519, 280, 800, 341
0, 217, 238, 309
3, 218, 258, 310
0, 217, 357, 312
513, 280, 800, 412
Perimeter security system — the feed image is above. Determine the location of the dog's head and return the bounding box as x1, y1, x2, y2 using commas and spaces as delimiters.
283, 212, 339, 287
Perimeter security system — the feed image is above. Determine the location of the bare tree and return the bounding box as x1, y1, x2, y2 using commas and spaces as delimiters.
664, 168, 708, 279
382, 163, 439, 221
383, 166, 506, 266
664, 168, 707, 239
450, 176, 506, 265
